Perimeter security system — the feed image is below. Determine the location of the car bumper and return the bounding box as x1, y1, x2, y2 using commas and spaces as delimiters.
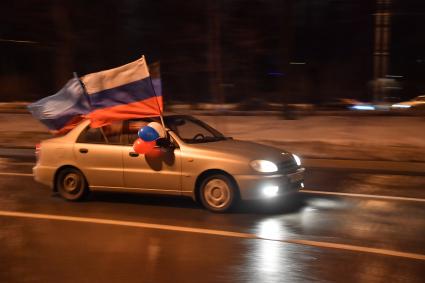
234, 168, 305, 200
33, 165, 56, 187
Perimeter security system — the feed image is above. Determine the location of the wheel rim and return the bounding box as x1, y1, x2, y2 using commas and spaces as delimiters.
203, 179, 231, 209
62, 173, 81, 194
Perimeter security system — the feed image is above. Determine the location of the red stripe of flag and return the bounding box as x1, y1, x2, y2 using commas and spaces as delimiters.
86, 96, 163, 128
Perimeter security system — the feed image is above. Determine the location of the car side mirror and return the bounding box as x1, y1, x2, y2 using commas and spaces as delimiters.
156, 138, 175, 149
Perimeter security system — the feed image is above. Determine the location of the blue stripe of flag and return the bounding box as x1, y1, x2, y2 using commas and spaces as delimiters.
89, 77, 159, 110
27, 78, 90, 130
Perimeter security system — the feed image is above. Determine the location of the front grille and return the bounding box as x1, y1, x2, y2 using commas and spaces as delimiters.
278, 157, 298, 173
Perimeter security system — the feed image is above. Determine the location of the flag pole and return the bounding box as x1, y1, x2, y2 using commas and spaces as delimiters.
146, 59, 166, 131
150, 75, 166, 130
73, 72, 91, 107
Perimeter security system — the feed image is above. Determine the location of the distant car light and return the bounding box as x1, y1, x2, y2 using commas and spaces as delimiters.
350, 105, 375, 111
292, 154, 301, 166
391, 104, 411, 109
263, 185, 279, 197
250, 160, 278, 173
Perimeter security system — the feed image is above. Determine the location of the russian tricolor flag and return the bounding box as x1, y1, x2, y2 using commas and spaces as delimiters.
82, 56, 163, 128
28, 56, 163, 133
27, 78, 90, 133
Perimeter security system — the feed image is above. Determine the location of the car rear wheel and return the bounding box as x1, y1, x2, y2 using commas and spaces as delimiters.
56, 168, 88, 201
200, 174, 237, 212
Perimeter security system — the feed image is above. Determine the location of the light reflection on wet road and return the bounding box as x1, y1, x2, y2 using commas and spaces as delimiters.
0, 158, 424, 282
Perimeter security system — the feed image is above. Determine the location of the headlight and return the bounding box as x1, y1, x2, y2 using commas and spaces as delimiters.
391, 104, 411, 109
292, 154, 301, 166
262, 185, 279, 197
250, 160, 278, 173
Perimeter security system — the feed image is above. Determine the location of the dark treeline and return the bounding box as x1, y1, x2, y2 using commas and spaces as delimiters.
0, 0, 424, 103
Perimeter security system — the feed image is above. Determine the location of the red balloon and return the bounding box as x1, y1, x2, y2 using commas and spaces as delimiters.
133, 138, 155, 154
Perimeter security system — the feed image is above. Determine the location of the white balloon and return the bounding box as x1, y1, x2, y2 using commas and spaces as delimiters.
148, 121, 166, 138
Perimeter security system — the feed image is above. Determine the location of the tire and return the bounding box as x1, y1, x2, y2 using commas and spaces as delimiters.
56, 168, 88, 201
199, 174, 237, 212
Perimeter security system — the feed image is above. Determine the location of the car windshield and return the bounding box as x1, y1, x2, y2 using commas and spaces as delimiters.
164, 116, 228, 144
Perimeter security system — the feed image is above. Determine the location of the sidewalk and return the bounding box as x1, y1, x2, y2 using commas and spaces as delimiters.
199, 115, 425, 163
1, 112, 424, 164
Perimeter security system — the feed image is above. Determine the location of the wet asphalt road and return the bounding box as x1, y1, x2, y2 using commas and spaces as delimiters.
0, 156, 424, 283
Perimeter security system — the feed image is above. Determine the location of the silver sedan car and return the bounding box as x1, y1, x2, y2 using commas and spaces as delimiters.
33, 115, 304, 212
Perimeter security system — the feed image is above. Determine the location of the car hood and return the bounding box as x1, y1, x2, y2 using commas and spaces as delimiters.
187, 139, 291, 163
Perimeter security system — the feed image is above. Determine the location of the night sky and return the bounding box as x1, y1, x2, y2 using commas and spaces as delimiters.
1, 0, 424, 103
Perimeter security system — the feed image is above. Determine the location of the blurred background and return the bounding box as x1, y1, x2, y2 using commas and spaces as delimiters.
2, 4, 425, 282
1, 0, 425, 108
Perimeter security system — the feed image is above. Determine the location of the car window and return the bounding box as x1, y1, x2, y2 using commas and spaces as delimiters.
125, 119, 180, 148
166, 118, 225, 144
102, 123, 123, 144
163, 116, 226, 144
77, 121, 123, 145
77, 127, 106, 144
172, 119, 212, 140
124, 116, 225, 145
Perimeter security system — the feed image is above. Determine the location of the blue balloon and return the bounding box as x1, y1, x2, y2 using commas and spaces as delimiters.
138, 126, 160, 142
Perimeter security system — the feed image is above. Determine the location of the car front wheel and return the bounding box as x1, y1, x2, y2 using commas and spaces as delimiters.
56, 168, 88, 201
200, 174, 237, 212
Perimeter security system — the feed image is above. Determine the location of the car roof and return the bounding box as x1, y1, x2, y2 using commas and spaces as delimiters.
55, 114, 202, 143
71, 115, 194, 133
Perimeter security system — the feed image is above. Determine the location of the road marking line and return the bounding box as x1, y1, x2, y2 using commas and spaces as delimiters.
0, 210, 424, 261
301, 189, 425, 203
0, 160, 34, 166
284, 239, 425, 260
8, 162, 34, 166
0, 210, 255, 239
0, 172, 33, 177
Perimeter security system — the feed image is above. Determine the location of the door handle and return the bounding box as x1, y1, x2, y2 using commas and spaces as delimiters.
129, 152, 139, 157
79, 148, 88, 154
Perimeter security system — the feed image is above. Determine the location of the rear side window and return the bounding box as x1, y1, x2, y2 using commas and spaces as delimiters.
77, 127, 106, 144
102, 123, 122, 144
77, 122, 123, 145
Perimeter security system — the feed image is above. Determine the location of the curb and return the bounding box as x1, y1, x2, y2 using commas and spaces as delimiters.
0, 145, 35, 149
304, 159, 425, 175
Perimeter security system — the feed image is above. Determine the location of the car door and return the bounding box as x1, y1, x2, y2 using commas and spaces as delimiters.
122, 119, 182, 194
73, 122, 124, 188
